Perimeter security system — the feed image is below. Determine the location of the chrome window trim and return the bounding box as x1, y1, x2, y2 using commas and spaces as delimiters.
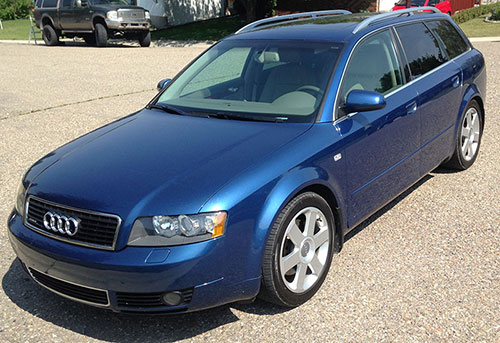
28, 267, 110, 308
333, 18, 471, 124
24, 195, 122, 251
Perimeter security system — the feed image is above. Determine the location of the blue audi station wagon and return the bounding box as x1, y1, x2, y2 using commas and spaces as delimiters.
8, 7, 485, 312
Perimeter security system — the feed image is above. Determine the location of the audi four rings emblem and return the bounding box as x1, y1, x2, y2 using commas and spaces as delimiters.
43, 212, 79, 236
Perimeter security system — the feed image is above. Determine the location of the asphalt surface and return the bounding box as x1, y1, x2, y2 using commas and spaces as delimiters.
0, 42, 499, 343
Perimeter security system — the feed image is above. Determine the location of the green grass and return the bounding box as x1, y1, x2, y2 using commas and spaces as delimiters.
459, 15, 500, 37
151, 16, 246, 41
0, 19, 40, 40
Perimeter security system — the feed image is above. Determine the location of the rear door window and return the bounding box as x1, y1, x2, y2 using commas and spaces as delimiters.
396, 22, 448, 79
426, 20, 469, 59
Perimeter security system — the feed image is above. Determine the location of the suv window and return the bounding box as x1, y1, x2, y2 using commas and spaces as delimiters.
340, 30, 403, 103
42, 0, 58, 7
36, 0, 42, 7
426, 20, 469, 59
396, 22, 448, 79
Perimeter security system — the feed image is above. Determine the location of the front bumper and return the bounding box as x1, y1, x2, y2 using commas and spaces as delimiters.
7, 210, 260, 313
105, 18, 151, 31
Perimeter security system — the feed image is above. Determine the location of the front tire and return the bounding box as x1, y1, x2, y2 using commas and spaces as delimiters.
42, 25, 59, 46
259, 192, 335, 307
94, 23, 108, 47
443, 100, 483, 170
138, 31, 151, 47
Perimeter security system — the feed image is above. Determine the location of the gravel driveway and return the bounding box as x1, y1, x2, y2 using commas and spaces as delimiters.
0, 42, 498, 343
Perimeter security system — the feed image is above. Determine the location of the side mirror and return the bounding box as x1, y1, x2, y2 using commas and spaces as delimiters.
157, 78, 171, 92
344, 90, 386, 114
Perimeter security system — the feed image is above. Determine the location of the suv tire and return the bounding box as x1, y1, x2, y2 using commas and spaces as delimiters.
42, 25, 59, 46
138, 31, 151, 47
95, 23, 108, 47
259, 192, 335, 307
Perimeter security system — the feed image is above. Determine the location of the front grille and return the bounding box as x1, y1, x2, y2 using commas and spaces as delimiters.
25, 197, 121, 250
29, 268, 109, 305
116, 289, 193, 308
118, 9, 145, 19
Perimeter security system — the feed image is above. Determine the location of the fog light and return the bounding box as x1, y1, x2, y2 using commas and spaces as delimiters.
162, 291, 183, 306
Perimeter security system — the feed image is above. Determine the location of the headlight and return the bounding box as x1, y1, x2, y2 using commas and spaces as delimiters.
144, 11, 150, 19
106, 10, 118, 20
127, 212, 227, 246
15, 181, 27, 217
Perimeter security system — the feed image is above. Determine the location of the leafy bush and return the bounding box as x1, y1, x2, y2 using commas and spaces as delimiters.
490, 8, 500, 21
452, 2, 500, 24
0, 0, 33, 20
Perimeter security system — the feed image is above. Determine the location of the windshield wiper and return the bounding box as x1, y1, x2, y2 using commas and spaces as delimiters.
203, 112, 288, 123
149, 104, 188, 116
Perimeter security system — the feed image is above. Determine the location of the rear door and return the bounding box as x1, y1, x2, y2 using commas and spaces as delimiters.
334, 29, 421, 227
58, 0, 73, 29
395, 21, 463, 174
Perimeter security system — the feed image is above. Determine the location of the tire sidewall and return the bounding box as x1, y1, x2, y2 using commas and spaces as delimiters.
456, 100, 483, 169
95, 23, 108, 47
42, 25, 58, 46
269, 193, 335, 306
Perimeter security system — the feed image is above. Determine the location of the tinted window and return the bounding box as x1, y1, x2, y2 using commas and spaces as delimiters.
396, 22, 447, 79
341, 30, 403, 102
36, 0, 42, 7
62, 0, 71, 6
426, 20, 469, 59
42, 0, 58, 7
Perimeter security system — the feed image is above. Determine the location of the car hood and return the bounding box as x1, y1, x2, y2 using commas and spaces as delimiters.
27, 109, 312, 223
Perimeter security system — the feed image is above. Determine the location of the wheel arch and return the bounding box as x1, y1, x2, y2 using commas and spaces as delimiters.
40, 15, 55, 29
254, 167, 347, 260
92, 15, 107, 30
455, 84, 485, 138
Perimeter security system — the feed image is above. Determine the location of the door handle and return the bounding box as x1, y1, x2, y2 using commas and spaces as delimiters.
451, 75, 460, 88
406, 101, 417, 115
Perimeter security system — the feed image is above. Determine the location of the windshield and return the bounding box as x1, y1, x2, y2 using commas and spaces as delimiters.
396, 0, 427, 6
155, 39, 343, 123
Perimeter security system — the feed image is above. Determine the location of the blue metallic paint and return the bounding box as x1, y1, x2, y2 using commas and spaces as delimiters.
8, 12, 486, 313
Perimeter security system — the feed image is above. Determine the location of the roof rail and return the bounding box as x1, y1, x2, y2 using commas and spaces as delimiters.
235, 10, 352, 34
352, 6, 441, 34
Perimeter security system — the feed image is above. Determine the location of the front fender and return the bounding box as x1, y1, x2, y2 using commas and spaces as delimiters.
253, 167, 346, 256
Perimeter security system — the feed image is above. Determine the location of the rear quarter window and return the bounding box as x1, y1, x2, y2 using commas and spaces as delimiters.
36, 0, 42, 7
42, 0, 58, 7
426, 20, 469, 59
396, 22, 448, 79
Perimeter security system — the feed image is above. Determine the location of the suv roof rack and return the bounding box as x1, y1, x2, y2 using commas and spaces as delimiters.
235, 10, 352, 34
352, 7, 441, 34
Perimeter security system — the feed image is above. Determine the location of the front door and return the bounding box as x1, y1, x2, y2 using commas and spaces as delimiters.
334, 29, 421, 227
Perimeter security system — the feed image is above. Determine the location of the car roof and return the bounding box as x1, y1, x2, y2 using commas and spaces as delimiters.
224, 10, 450, 43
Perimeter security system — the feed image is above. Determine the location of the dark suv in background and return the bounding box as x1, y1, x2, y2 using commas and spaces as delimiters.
34, 0, 152, 47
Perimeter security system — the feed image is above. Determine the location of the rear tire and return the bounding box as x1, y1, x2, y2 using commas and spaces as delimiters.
94, 23, 108, 47
443, 100, 483, 170
138, 31, 151, 47
259, 192, 335, 307
42, 25, 59, 46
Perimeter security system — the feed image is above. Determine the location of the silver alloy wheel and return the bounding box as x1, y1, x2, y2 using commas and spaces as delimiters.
461, 107, 480, 161
279, 207, 330, 293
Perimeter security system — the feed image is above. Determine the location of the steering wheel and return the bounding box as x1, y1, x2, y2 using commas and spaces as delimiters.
296, 85, 323, 98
